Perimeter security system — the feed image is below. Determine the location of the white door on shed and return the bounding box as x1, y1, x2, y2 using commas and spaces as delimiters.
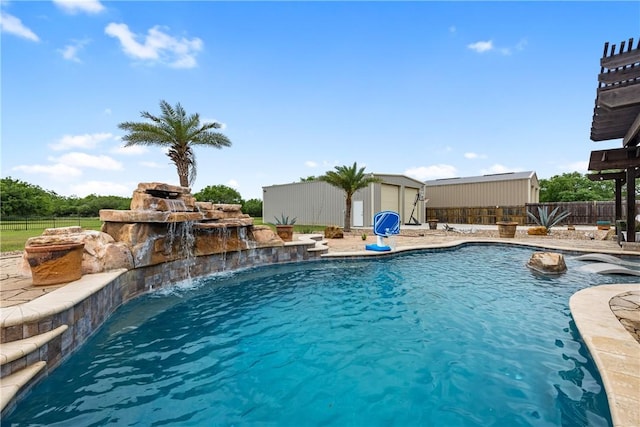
353, 200, 364, 227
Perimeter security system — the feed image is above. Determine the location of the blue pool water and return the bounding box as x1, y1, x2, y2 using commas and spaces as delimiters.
4, 245, 639, 426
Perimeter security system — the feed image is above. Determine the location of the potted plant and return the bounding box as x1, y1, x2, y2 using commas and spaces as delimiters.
496, 220, 518, 238
24, 241, 85, 285
274, 214, 296, 242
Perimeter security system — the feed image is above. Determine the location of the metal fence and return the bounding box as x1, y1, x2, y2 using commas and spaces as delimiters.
0, 217, 93, 231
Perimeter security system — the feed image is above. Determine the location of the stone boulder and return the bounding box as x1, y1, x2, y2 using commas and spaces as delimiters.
324, 226, 344, 239
526, 252, 567, 274
251, 225, 284, 247
527, 226, 548, 236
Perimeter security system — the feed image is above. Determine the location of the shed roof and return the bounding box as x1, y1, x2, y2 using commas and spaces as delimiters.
425, 171, 537, 187
372, 173, 425, 187
263, 173, 425, 190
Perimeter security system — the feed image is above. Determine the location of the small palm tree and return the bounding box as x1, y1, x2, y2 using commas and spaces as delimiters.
118, 100, 232, 188
319, 162, 380, 232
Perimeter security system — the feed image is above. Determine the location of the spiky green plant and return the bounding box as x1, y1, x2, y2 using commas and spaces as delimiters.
527, 206, 571, 233
274, 214, 297, 225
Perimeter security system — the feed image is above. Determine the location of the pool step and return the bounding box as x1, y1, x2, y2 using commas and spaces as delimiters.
0, 361, 46, 413
0, 325, 68, 367
0, 324, 68, 414
306, 234, 329, 253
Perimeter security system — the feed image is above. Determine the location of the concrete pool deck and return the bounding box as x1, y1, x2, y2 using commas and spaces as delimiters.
1, 224, 639, 425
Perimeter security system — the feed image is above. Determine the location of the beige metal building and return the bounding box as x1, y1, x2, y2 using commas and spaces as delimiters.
424, 171, 540, 207
262, 174, 426, 228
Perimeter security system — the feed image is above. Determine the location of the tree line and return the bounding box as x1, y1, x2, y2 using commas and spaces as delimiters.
0, 177, 263, 218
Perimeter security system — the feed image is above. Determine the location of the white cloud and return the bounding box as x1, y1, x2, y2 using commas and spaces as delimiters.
58, 39, 90, 63
202, 118, 226, 130
139, 161, 166, 168
105, 23, 203, 68
322, 160, 340, 168
226, 179, 239, 189
112, 145, 148, 155
104, 108, 112, 115
464, 152, 487, 159
12, 163, 82, 180
560, 161, 588, 173
404, 164, 457, 181
49, 132, 115, 151
69, 181, 132, 197
52, 0, 105, 15
468, 40, 493, 53
305, 160, 318, 168
449, 26, 456, 33
0, 11, 39, 41
480, 164, 523, 175
468, 39, 526, 56
50, 152, 123, 170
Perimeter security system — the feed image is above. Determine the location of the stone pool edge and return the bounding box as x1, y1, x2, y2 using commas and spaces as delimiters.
570, 284, 640, 427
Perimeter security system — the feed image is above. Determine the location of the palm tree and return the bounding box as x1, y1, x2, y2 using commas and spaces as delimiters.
118, 100, 231, 188
319, 162, 380, 232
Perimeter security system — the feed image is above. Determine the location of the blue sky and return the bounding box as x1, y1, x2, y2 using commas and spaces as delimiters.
2, 1, 639, 201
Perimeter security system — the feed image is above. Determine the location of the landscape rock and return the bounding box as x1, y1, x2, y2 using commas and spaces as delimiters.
324, 226, 344, 239
526, 252, 567, 274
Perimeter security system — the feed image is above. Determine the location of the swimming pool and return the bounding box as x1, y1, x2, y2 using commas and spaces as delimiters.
4, 245, 638, 426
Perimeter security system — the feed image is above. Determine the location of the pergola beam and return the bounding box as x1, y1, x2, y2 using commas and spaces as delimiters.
623, 112, 640, 146
600, 48, 640, 69
598, 85, 640, 109
588, 147, 640, 171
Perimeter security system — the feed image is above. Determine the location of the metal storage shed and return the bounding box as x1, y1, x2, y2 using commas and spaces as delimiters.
424, 171, 540, 208
262, 174, 425, 228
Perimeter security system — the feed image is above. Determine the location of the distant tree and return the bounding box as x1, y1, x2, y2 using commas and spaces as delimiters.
118, 100, 231, 187
0, 177, 57, 217
194, 185, 242, 204
242, 198, 263, 217
74, 194, 132, 217
539, 172, 614, 202
318, 162, 381, 232
299, 176, 317, 182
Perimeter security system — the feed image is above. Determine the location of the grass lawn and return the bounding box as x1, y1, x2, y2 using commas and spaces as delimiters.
0, 218, 103, 253
0, 218, 327, 253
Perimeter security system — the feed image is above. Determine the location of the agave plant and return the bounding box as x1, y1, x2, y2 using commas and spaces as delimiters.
274, 214, 297, 225
527, 206, 571, 233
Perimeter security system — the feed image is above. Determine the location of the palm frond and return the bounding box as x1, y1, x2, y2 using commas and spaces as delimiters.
117, 100, 232, 187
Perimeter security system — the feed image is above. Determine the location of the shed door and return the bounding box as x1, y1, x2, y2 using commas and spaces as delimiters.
353, 200, 364, 227
381, 184, 399, 213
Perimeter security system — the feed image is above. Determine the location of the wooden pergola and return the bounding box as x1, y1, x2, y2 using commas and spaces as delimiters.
588, 37, 640, 242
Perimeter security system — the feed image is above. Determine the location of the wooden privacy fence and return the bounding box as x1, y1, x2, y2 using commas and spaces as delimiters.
426, 206, 527, 225
526, 201, 640, 225
426, 201, 640, 226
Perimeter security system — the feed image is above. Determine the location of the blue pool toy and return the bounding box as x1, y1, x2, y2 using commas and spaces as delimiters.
365, 211, 400, 251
